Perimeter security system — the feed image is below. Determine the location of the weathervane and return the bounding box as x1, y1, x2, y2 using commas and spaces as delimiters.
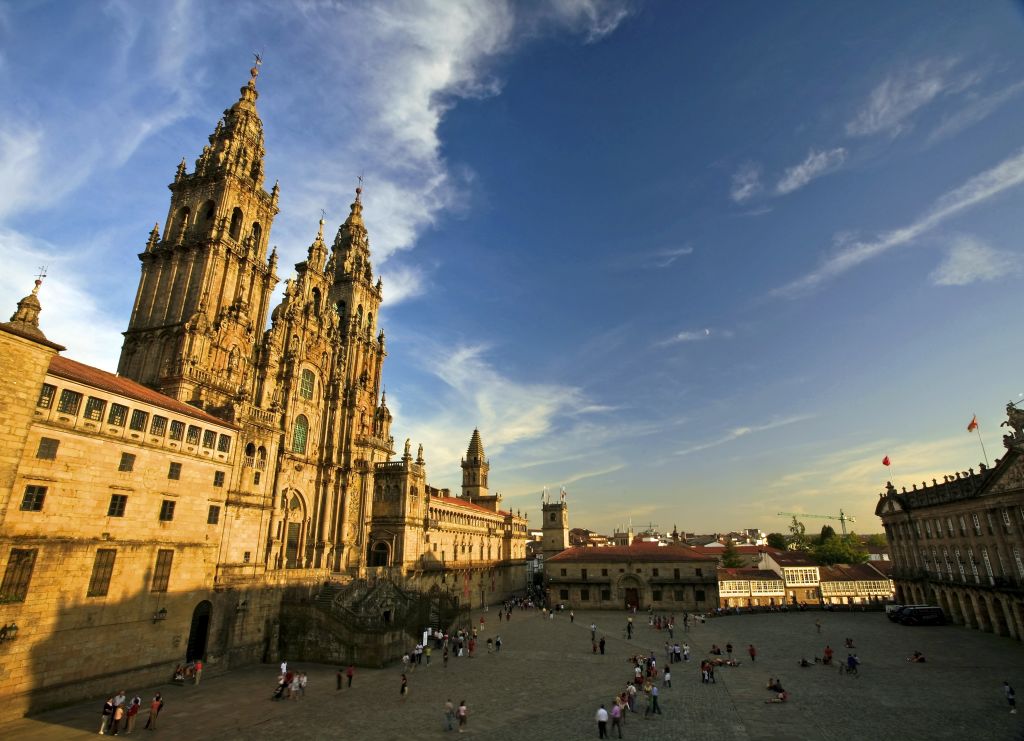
250, 52, 263, 84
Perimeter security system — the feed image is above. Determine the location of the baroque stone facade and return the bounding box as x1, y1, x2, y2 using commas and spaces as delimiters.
0, 64, 528, 721
876, 404, 1024, 640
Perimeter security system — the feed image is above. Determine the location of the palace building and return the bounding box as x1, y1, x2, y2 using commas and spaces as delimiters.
0, 63, 528, 721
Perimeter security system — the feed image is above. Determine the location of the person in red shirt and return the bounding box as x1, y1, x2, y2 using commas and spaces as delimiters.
748, 644, 757, 662
193, 659, 203, 685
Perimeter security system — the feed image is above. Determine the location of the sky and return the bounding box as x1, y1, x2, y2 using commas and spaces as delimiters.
2, 0, 1024, 537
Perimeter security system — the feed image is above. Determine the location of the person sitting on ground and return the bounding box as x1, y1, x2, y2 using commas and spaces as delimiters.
907, 651, 926, 663
765, 691, 789, 704
844, 638, 855, 648
710, 644, 723, 655
766, 677, 784, 693
798, 658, 812, 667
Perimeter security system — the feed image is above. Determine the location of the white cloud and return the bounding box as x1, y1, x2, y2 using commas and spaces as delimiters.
657, 327, 732, 346
675, 414, 814, 456
930, 235, 1020, 286
730, 162, 761, 203
775, 147, 847, 195
846, 59, 959, 138
645, 246, 693, 268
379, 264, 426, 306
773, 146, 1024, 298
926, 80, 1024, 145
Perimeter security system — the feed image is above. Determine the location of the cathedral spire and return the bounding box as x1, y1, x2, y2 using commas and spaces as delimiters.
1, 272, 59, 346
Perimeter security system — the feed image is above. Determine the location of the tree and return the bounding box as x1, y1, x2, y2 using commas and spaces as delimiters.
818, 525, 836, 544
865, 533, 888, 548
766, 532, 787, 550
721, 540, 745, 568
812, 533, 868, 565
787, 516, 810, 551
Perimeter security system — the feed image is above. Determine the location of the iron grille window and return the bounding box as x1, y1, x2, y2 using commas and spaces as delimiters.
107, 494, 128, 517
87, 549, 116, 597
207, 505, 221, 525
36, 437, 59, 460
159, 500, 176, 521
57, 389, 82, 415
37, 383, 56, 409
108, 403, 128, 426
151, 549, 173, 592
118, 453, 136, 472
129, 409, 149, 432
292, 415, 309, 453
186, 426, 201, 445
150, 415, 168, 436
0, 549, 37, 602
84, 397, 106, 421
213, 471, 225, 487
20, 485, 46, 511
217, 434, 231, 453
168, 462, 181, 480
169, 420, 185, 441
202, 430, 216, 449
299, 369, 315, 399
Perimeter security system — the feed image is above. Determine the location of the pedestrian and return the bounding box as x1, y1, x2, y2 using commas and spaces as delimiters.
425, 644, 432, 664
591, 623, 597, 642
444, 699, 455, 731
815, 618, 822, 634
280, 660, 288, 675
642, 681, 654, 717
99, 697, 114, 735
299, 671, 307, 697
663, 668, 672, 688
496, 635, 502, 652
400, 673, 408, 701
457, 699, 469, 733
610, 701, 623, 738
599, 636, 606, 655
337, 667, 343, 691
726, 643, 733, 660
193, 658, 203, 685
1004, 681, 1017, 714
143, 693, 163, 730
683, 642, 690, 661
346, 665, 355, 688
846, 653, 859, 677
651, 684, 662, 714
747, 644, 757, 662
125, 696, 141, 734
290, 671, 301, 699
596, 704, 609, 738
443, 648, 450, 667
111, 701, 125, 736
570, 610, 575, 623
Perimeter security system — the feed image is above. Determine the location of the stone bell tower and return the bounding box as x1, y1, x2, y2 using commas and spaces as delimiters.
541, 488, 570, 559
118, 59, 280, 415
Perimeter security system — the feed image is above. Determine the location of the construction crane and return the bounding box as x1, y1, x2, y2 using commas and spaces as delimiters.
777, 510, 856, 536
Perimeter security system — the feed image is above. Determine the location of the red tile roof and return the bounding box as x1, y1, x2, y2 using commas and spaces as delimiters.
689, 545, 784, 557
431, 494, 517, 519
717, 568, 783, 580
768, 552, 819, 567
48, 355, 235, 428
547, 542, 719, 564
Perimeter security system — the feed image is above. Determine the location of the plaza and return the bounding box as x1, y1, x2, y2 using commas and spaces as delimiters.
1, 608, 1021, 740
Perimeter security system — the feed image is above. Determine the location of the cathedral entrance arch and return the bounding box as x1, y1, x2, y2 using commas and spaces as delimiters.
283, 492, 307, 569
618, 574, 643, 610
186, 600, 212, 662
369, 541, 391, 567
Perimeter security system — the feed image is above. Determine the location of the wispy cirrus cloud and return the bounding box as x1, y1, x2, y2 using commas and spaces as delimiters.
773, 146, 1024, 298
644, 245, 693, 268
657, 327, 733, 346
730, 162, 762, 203
775, 147, 847, 195
930, 235, 1021, 286
926, 79, 1024, 145
675, 414, 814, 456
846, 59, 963, 138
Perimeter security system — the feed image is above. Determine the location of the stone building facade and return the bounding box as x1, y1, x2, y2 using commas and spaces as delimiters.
876, 405, 1024, 640
0, 64, 527, 721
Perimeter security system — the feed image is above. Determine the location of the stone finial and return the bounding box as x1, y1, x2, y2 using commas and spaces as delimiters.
1, 273, 58, 345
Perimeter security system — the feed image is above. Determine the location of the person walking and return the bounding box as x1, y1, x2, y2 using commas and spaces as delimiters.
495, 635, 502, 652
663, 668, 672, 688
591, 623, 597, 642
815, 618, 822, 634
125, 696, 141, 734
846, 653, 859, 677
99, 697, 114, 735
683, 642, 690, 662
457, 700, 469, 733
193, 659, 203, 685
596, 704, 609, 738
747, 644, 757, 662
399, 673, 408, 701
444, 699, 456, 731
725, 643, 733, 661
650, 684, 662, 715
143, 693, 163, 730
443, 647, 450, 667
570, 610, 575, 623
610, 701, 623, 738
599, 636, 606, 655
1004, 681, 1017, 714
346, 665, 355, 688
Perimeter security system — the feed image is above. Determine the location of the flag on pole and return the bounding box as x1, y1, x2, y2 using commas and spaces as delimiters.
882, 456, 891, 466
967, 415, 978, 432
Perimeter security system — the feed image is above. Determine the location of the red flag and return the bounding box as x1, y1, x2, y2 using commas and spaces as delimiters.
882, 456, 891, 466
967, 415, 978, 432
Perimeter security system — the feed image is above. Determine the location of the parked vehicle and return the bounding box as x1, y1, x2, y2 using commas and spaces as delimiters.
898, 606, 946, 626
887, 604, 927, 621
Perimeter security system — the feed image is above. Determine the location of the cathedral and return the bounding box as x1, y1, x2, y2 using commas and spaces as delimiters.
0, 63, 528, 721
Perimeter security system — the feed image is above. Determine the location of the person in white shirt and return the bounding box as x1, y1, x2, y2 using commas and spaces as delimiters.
595, 704, 609, 738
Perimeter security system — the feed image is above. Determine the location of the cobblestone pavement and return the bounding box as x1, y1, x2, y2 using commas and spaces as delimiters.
2, 608, 1023, 740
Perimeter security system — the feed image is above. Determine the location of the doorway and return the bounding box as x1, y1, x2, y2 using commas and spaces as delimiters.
186, 600, 212, 662
625, 588, 640, 610
285, 522, 300, 568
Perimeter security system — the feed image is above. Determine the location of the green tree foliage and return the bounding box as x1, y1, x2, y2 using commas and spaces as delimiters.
865, 533, 888, 548
787, 516, 810, 550
766, 532, 788, 550
818, 524, 836, 544
812, 533, 868, 565
720, 540, 745, 568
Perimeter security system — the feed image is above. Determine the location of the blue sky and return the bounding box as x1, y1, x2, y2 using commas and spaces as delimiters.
2, 0, 1023, 536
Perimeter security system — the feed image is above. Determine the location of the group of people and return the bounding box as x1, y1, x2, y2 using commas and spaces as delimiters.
272, 662, 309, 700
170, 660, 203, 685
99, 690, 163, 735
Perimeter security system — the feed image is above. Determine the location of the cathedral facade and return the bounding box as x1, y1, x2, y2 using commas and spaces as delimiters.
0, 64, 528, 721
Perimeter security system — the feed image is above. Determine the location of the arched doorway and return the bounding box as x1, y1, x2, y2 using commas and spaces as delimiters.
186, 600, 212, 662
618, 575, 643, 610
369, 541, 390, 567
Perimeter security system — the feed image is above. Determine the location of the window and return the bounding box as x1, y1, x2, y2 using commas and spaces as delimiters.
947, 518, 954, 537
186, 425, 201, 445
695, 589, 705, 603
601, 568, 608, 576
159, 500, 176, 521
87, 549, 116, 597
292, 415, 309, 453
695, 568, 703, 577
581, 568, 588, 580
169, 420, 185, 441
118, 453, 136, 472
652, 590, 662, 601
580, 589, 590, 601
674, 568, 680, 579
207, 505, 221, 525
0, 549, 37, 602
299, 369, 315, 400
652, 568, 659, 577
972, 513, 981, 535
20, 485, 46, 511
84, 397, 106, 421
151, 549, 173, 592
243, 551, 251, 564
168, 462, 181, 480
150, 416, 168, 437
129, 409, 149, 432
213, 471, 225, 487
37, 383, 56, 409
107, 494, 127, 517
601, 589, 611, 600
1003, 508, 1012, 527
560, 568, 567, 576
254, 472, 261, 485
217, 434, 231, 453
57, 389, 82, 414
674, 589, 685, 600
202, 430, 216, 449
229, 207, 243, 240
559, 589, 569, 600
36, 437, 59, 460
108, 403, 128, 426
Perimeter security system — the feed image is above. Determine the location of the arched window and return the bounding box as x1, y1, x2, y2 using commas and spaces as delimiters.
369, 542, 390, 567
366, 312, 374, 332
336, 300, 346, 318
173, 206, 190, 239
251, 222, 262, 246
356, 305, 363, 326
299, 369, 315, 400
202, 200, 216, 222
311, 288, 322, 315
229, 207, 243, 240
245, 442, 256, 457
292, 415, 309, 454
